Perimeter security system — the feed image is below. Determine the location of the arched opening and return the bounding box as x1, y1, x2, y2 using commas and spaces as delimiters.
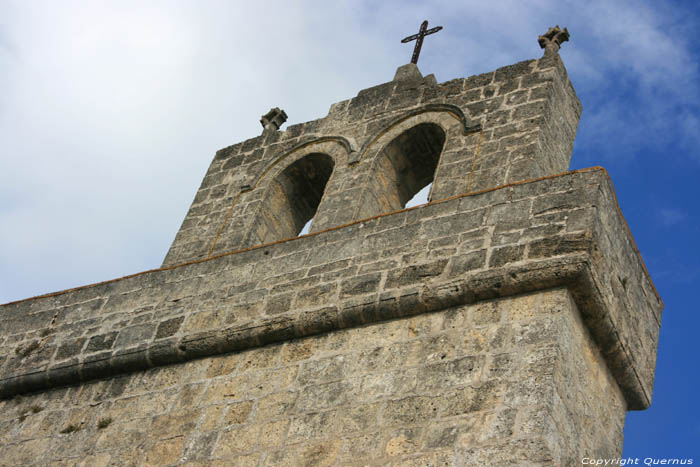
255, 153, 335, 244
372, 123, 446, 213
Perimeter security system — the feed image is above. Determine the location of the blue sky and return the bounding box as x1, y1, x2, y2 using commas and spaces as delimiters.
1, 0, 698, 458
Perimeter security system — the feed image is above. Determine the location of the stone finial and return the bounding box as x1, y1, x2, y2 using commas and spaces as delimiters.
538, 25, 570, 55
260, 107, 288, 134
393, 63, 424, 83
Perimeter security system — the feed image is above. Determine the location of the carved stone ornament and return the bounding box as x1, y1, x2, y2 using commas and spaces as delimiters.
538, 25, 570, 54
260, 107, 288, 133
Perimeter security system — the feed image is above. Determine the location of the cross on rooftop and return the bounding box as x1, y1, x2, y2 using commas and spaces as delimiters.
401, 20, 443, 64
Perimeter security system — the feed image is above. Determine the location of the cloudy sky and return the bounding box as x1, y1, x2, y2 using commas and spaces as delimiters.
1, 0, 698, 457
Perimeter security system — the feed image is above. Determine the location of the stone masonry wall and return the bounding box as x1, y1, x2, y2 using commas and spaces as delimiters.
0, 43, 664, 464
161, 53, 581, 267
0, 169, 661, 412
0, 288, 625, 466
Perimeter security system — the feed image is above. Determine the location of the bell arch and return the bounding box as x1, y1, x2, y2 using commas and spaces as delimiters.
252, 152, 335, 244
239, 138, 355, 248
376, 123, 446, 211
353, 110, 464, 221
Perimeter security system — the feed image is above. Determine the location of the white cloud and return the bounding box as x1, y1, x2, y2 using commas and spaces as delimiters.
0, 0, 698, 303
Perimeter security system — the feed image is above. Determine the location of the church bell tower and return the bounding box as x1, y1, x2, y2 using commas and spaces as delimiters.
0, 25, 662, 465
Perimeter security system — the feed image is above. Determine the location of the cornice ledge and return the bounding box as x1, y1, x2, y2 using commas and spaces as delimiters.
0, 252, 647, 410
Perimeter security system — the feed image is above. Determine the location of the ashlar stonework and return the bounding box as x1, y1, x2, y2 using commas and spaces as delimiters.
0, 29, 662, 466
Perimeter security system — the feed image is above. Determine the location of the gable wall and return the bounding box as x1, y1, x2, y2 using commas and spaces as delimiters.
162, 54, 581, 267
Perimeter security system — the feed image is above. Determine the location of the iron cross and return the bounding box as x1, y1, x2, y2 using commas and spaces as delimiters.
401, 20, 443, 64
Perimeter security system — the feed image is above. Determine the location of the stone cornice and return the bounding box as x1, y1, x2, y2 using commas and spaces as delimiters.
0, 169, 662, 410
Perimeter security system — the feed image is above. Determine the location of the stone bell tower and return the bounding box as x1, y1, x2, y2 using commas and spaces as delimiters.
0, 26, 662, 465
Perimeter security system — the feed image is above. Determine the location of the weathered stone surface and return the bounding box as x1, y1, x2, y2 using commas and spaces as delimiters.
158, 52, 580, 266
0, 46, 662, 465
0, 289, 629, 465
0, 168, 660, 412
